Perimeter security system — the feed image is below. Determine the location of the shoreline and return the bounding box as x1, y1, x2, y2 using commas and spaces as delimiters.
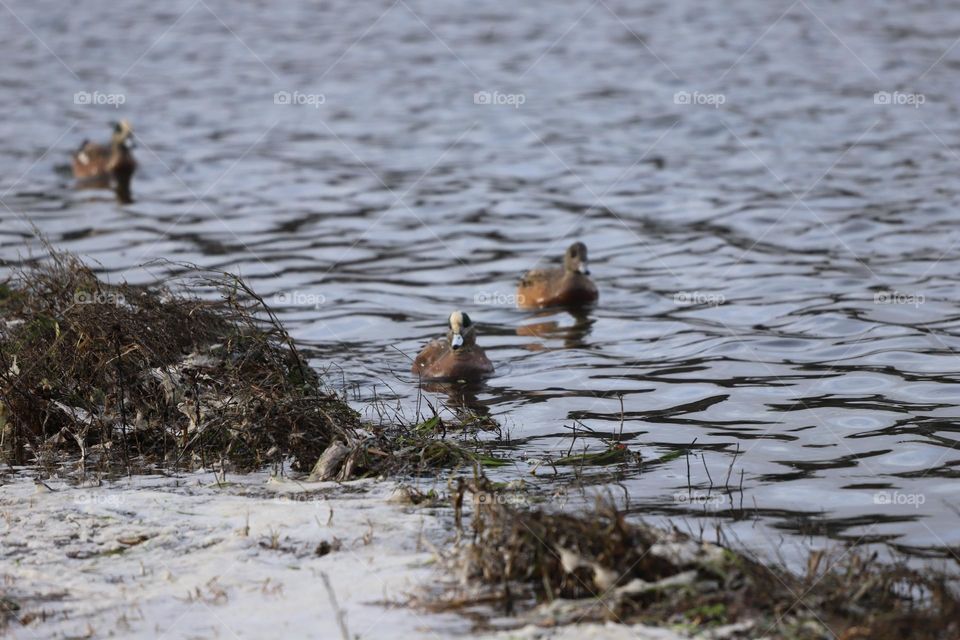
1, 470, 470, 639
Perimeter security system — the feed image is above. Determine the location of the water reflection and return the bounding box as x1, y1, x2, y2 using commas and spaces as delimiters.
420, 380, 491, 416
516, 307, 595, 349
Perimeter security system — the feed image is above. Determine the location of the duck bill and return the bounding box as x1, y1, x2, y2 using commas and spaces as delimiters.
578, 263, 590, 275
451, 333, 464, 350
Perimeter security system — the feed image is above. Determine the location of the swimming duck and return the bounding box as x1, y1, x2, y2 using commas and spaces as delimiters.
412, 311, 494, 381
516, 242, 598, 309
72, 120, 137, 203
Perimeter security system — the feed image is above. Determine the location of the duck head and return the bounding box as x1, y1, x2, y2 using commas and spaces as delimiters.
563, 242, 590, 275
447, 310, 475, 351
110, 120, 135, 148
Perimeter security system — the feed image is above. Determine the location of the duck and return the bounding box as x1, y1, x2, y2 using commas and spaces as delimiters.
412, 311, 494, 381
516, 242, 598, 309
72, 120, 137, 203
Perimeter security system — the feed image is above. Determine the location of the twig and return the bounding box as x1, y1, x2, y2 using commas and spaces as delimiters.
320, 572, 351, 640
113, 328, 131, 474
685, 438, 697, 496
617, 393, 625, 442
724, 442, 741, 490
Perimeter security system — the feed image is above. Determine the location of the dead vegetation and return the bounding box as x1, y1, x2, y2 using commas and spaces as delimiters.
307, 411, 509, 482
427, 473, 960, 640
0, 252, 360, 473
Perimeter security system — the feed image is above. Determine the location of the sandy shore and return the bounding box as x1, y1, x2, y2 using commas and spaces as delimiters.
2, 471, 465, 639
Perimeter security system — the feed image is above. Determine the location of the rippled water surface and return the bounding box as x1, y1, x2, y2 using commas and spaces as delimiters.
3, 0, 960, 562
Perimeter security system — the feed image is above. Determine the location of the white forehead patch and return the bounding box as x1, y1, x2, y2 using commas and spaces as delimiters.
449, 311, 464, 333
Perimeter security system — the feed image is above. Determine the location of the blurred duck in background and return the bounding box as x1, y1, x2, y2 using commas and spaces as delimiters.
72, 120, 137, 203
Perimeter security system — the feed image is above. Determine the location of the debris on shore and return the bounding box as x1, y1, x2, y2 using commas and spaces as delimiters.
426, 474, 960, 640
0, 252, 359, 473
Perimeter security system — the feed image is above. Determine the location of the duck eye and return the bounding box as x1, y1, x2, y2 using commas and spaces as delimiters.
461, 313, 472, 327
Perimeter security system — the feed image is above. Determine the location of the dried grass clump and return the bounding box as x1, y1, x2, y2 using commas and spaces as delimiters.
307, 411, 509, 482
434, 475, 960, 639
0, 252, 359, 472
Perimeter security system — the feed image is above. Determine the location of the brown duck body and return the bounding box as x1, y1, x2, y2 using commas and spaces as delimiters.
72, 141, 136, 181
72, 141, 112, 185
72, 122, 137, 203
412, 338, 494, 380
517, 269, 597, 309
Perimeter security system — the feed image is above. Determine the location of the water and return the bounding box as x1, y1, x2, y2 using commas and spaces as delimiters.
2, 0, 960, 564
